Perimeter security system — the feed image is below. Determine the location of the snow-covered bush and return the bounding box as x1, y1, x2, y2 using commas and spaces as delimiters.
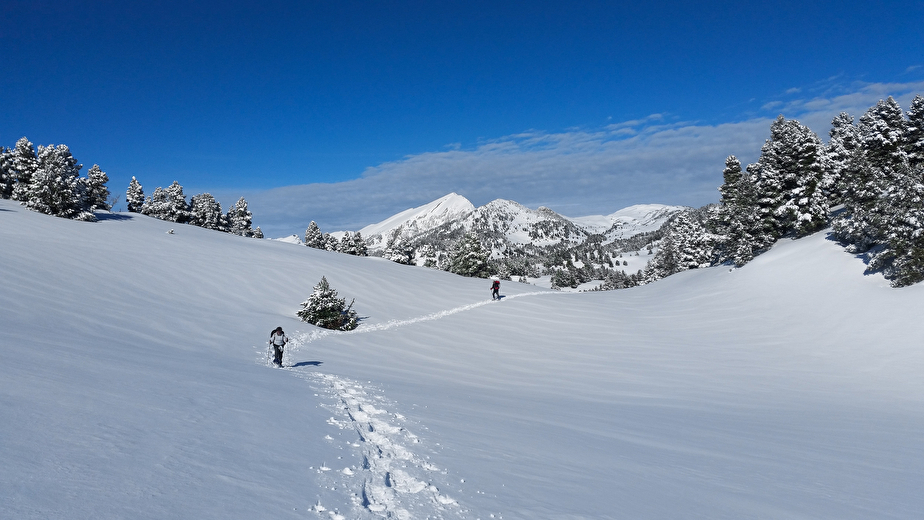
297, 276, 358, 331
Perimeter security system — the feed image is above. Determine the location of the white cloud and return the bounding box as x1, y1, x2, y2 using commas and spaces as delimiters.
239, 81, 924, 238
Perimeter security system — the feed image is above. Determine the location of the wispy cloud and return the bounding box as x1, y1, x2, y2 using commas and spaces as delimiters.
239, 81, 924, 237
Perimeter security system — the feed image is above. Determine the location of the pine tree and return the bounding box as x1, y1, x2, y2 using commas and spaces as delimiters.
304, 221, 324, 248
189, 193, 227, 231
297, 276, 358, 330
164, 181, 190, 223
752, 115, 829, 238
323, 233, 339, 251
865, 163, 924, 286
711, 155, 744, 237
643, 211, 713, 283
340, 232, 355, 254
352, 231, 368, 256
126, 176, 145, 213
447, 232, 490, 277
859, 97, 908, 176
719, 155, 742, 205
10, 137, 38, 202
27, 144, 89, 220
253, 226, 264, 239
725, 171, 766, 266
84, 164, 111, 211
550, 268, 577, 289
831, 149, 885, 252
383, 236, 413, 264
0, 147, 13, 199
141, 187, 169, 219
710, 155, 771, 266
226, 197, 254, 236
906, 95, 924, 169
822, 112, 860, 203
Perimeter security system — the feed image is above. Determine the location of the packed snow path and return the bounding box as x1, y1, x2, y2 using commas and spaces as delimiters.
288, 290, 553, 349
270, 293, 553, 518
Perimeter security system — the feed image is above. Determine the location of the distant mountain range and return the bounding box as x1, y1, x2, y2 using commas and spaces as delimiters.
358, 193, 685, 258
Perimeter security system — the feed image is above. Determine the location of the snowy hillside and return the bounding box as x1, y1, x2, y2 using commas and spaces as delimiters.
2, 198, 924, 519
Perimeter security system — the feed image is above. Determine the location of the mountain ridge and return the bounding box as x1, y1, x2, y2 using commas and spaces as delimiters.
352, 192, 685, 257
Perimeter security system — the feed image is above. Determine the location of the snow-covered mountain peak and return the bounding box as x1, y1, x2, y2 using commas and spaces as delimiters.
360, 193, 475, 250
566, 203, 686, 236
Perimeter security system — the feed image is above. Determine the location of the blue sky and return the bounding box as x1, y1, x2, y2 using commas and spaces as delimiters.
3, 0, 924, 236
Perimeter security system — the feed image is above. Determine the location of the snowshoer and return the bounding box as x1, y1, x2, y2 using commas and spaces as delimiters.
270, 327, 288, 366
491, 279, 500, 300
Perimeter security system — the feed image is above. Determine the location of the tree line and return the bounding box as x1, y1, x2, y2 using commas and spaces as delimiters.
645, 94, 924, 287
0, 137, 111, 220
125, 177, 261, 238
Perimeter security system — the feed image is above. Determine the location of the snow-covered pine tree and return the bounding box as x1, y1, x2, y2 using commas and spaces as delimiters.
831, 147, 884, 252
550, 267, 577, 289
719, 155, 743, 209
352, 231, 368, 256
867, 163, 924, 286
323, 233, 339, 251
304, 221, 324, 248
141, 187, 169, 219
709, 155, 769, 266
383, 236, 414, 264
906, 95, 924, 169
643, 211, 712, 283
83, 164, 111, 211
340, 232, 355, 254
10, 137, 39, 202
296, 276, 358, 331
710, 155, 744, 238
27, 144, 91, 220
163, 181, 190, 223
447, 232, 489, 277
495, 262, 512, 281
189, 193, 227, 231
725, 170, 766, 266
126, 176, 145, 213
253, 226, 264, 239
822, 112, 860, 204
752, 115, 829, 238
0, 146, 12, 199
226, 197, 254, 237
859, 96, 908, 176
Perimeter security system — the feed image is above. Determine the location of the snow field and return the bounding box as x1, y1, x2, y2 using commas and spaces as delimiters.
4, 198, 924, 519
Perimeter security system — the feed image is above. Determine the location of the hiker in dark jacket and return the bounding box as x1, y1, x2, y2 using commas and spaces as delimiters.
491, 279, 500, 300
270, 327, 288, 366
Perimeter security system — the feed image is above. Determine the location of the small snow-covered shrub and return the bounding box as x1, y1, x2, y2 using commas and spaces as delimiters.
297, 276, 358, 331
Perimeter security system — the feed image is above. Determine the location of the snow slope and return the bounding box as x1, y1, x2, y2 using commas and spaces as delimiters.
2, 198, 923, 519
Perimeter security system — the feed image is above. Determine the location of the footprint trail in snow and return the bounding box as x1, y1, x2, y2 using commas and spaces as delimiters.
294, 372, 466, 519
277, 295, 550, 518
